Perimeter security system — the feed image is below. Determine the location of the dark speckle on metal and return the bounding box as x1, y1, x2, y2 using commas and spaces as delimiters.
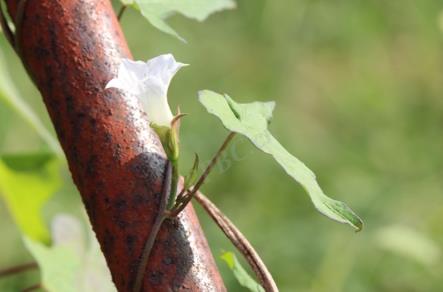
5, 0, 226, 291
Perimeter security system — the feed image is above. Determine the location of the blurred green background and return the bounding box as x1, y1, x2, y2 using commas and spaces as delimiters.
2, 0, 443, 291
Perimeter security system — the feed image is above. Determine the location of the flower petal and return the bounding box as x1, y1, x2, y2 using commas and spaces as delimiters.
106, 59, 149, 95
141, 77, 175, 127
106, 54, 187, 127
105, 78, 125, 91
144, 54, 188, 88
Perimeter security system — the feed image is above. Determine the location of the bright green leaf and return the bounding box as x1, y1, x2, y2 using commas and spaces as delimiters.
0, 153, 61, 243
24, 214, 116, 292
129, 0, 236, 41
198, 90, 363, 231
0, 49, 62, 155
221, 251, 265, 292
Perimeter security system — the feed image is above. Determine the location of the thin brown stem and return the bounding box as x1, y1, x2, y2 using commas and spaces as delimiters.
169, 132, 236, 217
132, 161, 172, 292
192, 132, 236, 193
0, 262, 38, 278
21, 283, 42, 292
195, 192, 279, 292
117, 5, 127, 21
175, 186, 188, 202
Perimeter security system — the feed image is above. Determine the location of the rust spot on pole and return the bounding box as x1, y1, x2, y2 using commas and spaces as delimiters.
5, 0, 226, 291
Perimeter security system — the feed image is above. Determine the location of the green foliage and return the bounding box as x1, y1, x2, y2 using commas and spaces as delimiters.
0, 49, 62, 155
3, 1, 443, 291
199, 90, 363, 231
221, 251, 264, 292
0, 153, 61, 243
376, 225, 441, 267
24, 214, 116, 292
123, 0, 236, 41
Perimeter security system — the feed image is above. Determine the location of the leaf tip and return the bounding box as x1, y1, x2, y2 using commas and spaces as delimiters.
353, 217, 364, 232
342, 209, 363, 232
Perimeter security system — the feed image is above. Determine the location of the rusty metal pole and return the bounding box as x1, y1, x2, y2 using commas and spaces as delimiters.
4, 0, 226, 291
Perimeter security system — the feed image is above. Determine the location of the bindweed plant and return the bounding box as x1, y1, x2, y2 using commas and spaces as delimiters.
105, 53, 363, 291
0, 1, 363, 291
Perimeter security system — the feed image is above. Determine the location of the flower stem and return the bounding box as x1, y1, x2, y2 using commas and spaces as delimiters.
195, 192, 278, 292
169, 132, 236, 217
167, 160, 179, 210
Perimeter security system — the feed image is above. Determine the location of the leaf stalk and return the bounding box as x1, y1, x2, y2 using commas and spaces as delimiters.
169, 131, 236, 217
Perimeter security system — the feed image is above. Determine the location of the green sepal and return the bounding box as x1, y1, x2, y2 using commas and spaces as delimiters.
150, 123, 179, 163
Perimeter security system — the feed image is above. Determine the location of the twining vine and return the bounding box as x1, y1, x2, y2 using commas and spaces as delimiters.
0, 1, 363, 292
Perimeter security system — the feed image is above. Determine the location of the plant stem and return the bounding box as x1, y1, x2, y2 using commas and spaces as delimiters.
0, 262, 38, 278
169, 132, 236, 217
117, 5, 127, 21
192, 132, 236, 194
21, 283, 42, 292
167, 161, 179, 209
195, 192, 279, 292
132, 161, 172, 292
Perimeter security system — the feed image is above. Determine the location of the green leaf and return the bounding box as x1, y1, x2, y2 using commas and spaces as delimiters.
0, 153, 61, 243
220, 251, 265, 292
129, 0, 236, 41
0, 49, 62, 156
198, 90, 363, 231
24, 214, 116, 292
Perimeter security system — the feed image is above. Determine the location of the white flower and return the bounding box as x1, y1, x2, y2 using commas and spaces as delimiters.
106, 54, 187, 127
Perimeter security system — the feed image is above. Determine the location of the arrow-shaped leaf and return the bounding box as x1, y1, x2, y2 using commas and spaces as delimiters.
198, 90, 363, 231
